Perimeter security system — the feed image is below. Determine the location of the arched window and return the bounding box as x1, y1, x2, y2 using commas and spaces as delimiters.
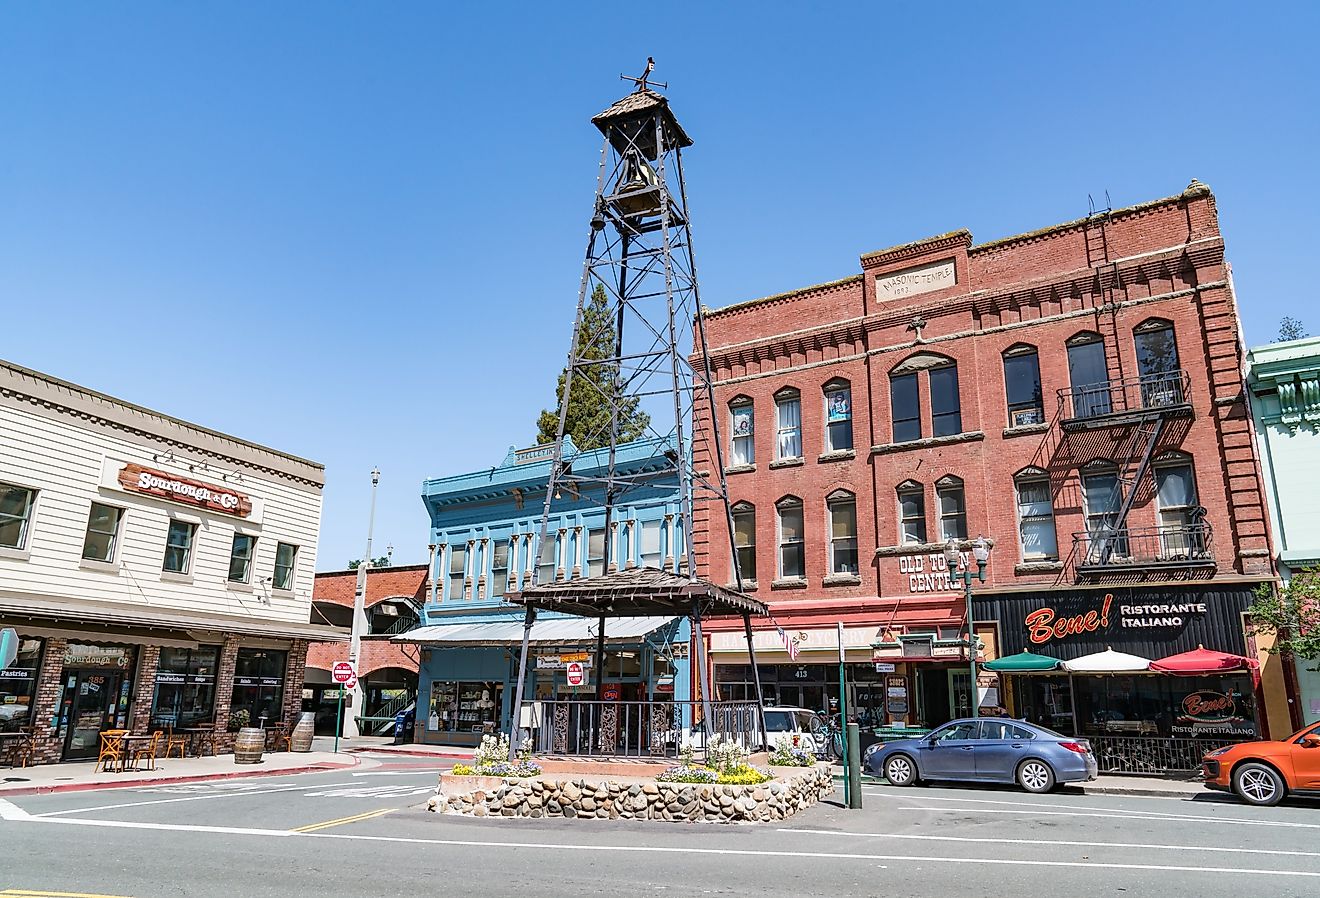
774, 388, 802, 460
826, 490, 858, 575
731, 502, 757, 582
1081, 462, 1128, 560
1003, 344, 1044, 426
823, 379, 853, 452
1013, 468, 1057, 561
890, 353, 961, 441
896, 481, 926, 545
1066, 332, 1111, 418
729, 396, 754, 466
1134, 319, 1184, 408
776, 496, 805, 579
935, 476, 966, 541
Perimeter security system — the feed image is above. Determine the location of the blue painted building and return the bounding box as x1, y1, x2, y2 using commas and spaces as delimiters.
399, 437, 690, 747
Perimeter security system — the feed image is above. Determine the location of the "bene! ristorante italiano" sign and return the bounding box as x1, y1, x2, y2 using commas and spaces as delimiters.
118, 463, 253, 517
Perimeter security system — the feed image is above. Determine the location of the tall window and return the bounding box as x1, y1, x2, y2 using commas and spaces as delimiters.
827, 492, 858, 575
776, 498, 805, 579
229, 648, 286, 729
536, 534, 556, 584
151, 645, 219, 728
448, 544, 467, 599
775, 391, 802, 460
1135, 321, 1183, 407
640, 520, 662, 570
0, 483, 36, 550
82, 503, 123, 563
1082, 467, 1126, 559
1004, 346, 1044, 426
227, 533, 256, 583
936, 477, 967, 541
824, 382, 853, 452
163, 520, 197, 575
1015, 472, 1058, 561
273, 542, 297, 590
490, 539, 509, 597
1155, 458, 1201, 555
732, 503, 757, 582
898, 483, 926, 545
890, 373, 921, 442
587, 528, 606, 577
730, 399, 755, 466
929, 364, 962, 437
1067, 334, 1110, 418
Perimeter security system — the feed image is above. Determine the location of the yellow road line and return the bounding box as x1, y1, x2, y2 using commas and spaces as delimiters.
290, 807, 394, 833
2, 891, 138, 898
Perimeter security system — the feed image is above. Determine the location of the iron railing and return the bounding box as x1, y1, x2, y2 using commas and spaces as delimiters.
1058, 370, 1192, 424
1091, 734, 1244, 775
1073, 523, 1215, 572
529, 699, 762, 758
374, 616, 420, 636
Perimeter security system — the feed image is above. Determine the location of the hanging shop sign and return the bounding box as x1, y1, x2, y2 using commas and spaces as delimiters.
536, 653, 594, 670
1023, 593, 1211, 646
154, 672, 216, 685
63, 644, 131, 669
885, 675, 908, 717
117, 463, 253, 517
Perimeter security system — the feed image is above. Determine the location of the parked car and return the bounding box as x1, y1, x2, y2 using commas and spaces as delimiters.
758, 706, 842, 760
862, 717, 1098, 793
1201, 721, 1320, 806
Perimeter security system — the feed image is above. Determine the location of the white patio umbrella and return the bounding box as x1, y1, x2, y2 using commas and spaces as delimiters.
1062, 646, 1152, 673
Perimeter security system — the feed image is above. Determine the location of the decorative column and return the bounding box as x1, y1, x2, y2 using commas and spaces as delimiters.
477, 537, 490, 600
663, 514, 675, 571
625, 520, 637, 568
608, 521, 620, 573
555, 529, 567, 581
211, 634, 242, 754
28, 637, 68, 765
571, 526, 583, 579
464, 539, 476, 600
281, 640, 310, 728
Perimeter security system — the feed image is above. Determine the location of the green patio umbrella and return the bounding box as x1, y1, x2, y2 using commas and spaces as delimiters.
984, 649, 1062, 672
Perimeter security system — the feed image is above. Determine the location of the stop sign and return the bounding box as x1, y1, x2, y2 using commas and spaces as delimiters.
565, 661, 585, 687
332, 661, 357, 684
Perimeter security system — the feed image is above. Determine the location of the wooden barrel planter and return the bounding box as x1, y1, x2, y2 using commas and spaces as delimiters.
290, 712, 316, 752
233, 727, 265, 764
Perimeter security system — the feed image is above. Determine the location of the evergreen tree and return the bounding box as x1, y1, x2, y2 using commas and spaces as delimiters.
536, 283, 650, 450
1276, 316, 1309, 342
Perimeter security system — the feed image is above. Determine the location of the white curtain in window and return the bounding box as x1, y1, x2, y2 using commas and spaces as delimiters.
777, 399, 801, 459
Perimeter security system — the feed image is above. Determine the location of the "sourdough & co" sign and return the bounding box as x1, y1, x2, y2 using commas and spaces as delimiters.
118, 463, 253, 517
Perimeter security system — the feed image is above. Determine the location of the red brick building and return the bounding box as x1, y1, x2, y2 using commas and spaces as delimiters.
693, 181, 1292, 762
304, 564, 425, 735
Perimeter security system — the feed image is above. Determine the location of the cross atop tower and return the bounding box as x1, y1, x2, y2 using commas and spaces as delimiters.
620, 56, 667, 92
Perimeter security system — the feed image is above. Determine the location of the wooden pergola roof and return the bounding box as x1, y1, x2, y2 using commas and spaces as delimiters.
506, 567, 766, 619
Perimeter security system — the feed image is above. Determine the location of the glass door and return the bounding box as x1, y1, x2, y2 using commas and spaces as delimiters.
63, 670, 124, 760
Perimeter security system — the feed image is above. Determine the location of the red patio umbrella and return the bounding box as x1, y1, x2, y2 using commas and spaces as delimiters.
1150, 644, 1259, 674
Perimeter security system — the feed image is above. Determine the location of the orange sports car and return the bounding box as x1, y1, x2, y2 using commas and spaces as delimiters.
1202, 721, 1320, 806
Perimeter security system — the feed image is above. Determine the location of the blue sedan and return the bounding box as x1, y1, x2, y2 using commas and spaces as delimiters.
862, 718, 1098, 793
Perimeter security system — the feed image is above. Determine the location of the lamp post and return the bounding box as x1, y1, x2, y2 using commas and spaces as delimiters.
346, 467, 381, 739
944, 536, 990, 719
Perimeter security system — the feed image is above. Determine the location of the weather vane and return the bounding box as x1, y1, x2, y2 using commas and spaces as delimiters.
620, 56, 666, 92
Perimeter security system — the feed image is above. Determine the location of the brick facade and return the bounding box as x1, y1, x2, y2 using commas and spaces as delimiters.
210, 634, 242, 754
130, 645, 162, 734
27, 638, 67, 766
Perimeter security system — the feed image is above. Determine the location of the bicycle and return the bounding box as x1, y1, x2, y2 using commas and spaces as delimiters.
808, 711, 845, 762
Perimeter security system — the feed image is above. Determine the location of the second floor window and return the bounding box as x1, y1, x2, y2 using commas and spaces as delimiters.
82, 503, 123, 563
227, 533, 256, 583
0, 483, 36, 550
1015, 474, 1058, 561
1067, 335, 1111, 418
491, 539, 509, 597
890, 373, 921, 443
1082, 467, 1127, 559
163, 520, 197, 575
930, 364, 962, 437
936, 478, 967, 541
1004, 346, 1044, 426
732, 503, 756, 582
1135, 321, 1183, 407
824, 384, 853, 452
828, 493, 858, 575
1155, 459, 1201, 555
448, 544, 467, 599
775, 392, 802, 460
730, 400, 754, 466
588, 528, 606, 577
640, 520, 662, 570
536, 534, 556, 585
273, 542, 297, 590
777, 498, 805, 579
898, 483, 926, 545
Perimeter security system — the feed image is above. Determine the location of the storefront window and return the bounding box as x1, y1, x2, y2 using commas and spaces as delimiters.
0, 636, 43, 732
151, 646, 220, 728
427, 680, 503, 734
228, 648, 286, 730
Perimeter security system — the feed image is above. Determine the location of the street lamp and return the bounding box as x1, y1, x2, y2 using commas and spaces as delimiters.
346, 467, 381, 740
945, 535, 991, 719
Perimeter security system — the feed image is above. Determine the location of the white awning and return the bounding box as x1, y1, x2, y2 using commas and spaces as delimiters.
1062, 647, 1153, 673
393, 615, 678, 648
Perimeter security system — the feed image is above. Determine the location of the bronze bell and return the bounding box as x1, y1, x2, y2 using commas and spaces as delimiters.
611, 151, 662, 218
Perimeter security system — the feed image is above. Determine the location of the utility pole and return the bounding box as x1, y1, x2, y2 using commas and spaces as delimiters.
345, 467, 380, 739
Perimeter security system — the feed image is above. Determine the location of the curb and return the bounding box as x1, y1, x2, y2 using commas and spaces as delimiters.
346, 747, 473, 760
0, 756, 361, 798
831, 772, 1202, 800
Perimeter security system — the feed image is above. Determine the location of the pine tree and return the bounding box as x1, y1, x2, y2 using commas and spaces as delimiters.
536, 283, 650, 450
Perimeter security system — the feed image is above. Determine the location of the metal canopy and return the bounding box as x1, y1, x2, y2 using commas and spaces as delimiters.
395, 614, 679, 648
506, 567, 766, 619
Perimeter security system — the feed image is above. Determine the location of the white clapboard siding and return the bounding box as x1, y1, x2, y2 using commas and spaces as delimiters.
0, 401, 322, 626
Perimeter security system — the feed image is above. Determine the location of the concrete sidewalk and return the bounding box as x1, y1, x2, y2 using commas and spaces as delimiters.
0, 737, 366, 797
833, 766, 1205, 798
345, 740, 473, 760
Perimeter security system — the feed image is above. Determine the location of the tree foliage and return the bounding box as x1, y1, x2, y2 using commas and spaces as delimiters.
348, 556, 392, 570
1249, 569, 1320, 670
536, 283, 651, 450
1276, 316, 1309, 342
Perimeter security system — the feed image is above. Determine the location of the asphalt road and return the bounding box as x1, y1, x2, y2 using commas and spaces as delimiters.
3, 755, 1320, 898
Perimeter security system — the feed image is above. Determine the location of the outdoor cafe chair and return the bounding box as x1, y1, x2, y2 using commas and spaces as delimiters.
126, 731, 164, 772
267, 721, 292, 752
94, 729, 128, 773
164, 725, 188, 760
1, 728, 35, 769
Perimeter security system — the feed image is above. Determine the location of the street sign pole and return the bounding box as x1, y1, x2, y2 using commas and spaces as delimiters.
837, 621, 850, 809
334, 688, 343, 754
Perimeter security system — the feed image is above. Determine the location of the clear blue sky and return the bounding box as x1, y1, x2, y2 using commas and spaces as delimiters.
3, 3, 1316, 571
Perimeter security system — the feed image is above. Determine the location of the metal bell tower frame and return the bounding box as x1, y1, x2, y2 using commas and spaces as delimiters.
511, 66, 745, 744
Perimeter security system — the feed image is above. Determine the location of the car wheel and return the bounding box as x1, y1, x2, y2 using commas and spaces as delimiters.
884, 753, 918, 787
1233, 762, 1285, 807
1016, 759, 1056, 794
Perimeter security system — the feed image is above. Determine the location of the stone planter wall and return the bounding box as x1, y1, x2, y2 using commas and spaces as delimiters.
427, 764, 834, 824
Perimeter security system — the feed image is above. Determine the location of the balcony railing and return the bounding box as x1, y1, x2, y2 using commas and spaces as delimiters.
1058, 370, 1192, 426
1073, 523, 1215, 574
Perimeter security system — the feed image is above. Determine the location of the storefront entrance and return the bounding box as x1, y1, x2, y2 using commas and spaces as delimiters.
61, 669, 128, 760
